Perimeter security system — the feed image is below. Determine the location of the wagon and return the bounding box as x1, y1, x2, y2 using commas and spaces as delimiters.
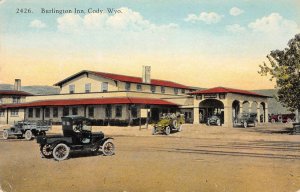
36, 115, 115, 161
2, 120, 52, 140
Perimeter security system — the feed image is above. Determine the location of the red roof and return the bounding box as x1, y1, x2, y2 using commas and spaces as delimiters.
0, 97, 178, 109
0, 90, 33, 96
189, 87, 269, 97
54, 70, 191, 89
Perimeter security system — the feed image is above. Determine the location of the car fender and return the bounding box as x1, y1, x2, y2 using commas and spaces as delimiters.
100, 137, 114, 145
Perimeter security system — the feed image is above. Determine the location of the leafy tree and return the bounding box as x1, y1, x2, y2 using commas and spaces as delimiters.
259, 34, 300, 122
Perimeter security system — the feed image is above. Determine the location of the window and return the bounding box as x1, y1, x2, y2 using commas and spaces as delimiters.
88, 107, 94, 117
105, 105, 112, 118
0, 97, 2, 104
13, 97, 20, 104
101, 82, 108, 92
115, 106, 122, 117
53, 107, 58, 118
125, 82, 131, 91
28, 108, 33, 118
136, 84, 142, 91
35, 108, 41, 118
174, 88, 178, 95
151, 85, 156, 93
85, 83, 91, 93
131, 106, 138, 118
69, 84, 75, 94
45, 107, 50, 118
161, 86, 165, 93
11, 109, 19, 116
72, 107, 78, 115
181, 89, 185, 94
63, 107, 69, 116
0, 109, 4, 117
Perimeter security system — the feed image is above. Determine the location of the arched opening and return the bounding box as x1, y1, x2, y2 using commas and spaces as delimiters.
260, 102, 266, 123
232, 100, 240, 125
242, 101, 250, 113
199, 99, 224, 124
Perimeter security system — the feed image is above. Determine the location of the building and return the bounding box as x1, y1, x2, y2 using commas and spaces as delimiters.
0, 67, 270, 127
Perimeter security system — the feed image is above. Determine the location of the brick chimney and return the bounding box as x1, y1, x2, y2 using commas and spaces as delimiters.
142, 66, 151, 84
14, 79, 21, 91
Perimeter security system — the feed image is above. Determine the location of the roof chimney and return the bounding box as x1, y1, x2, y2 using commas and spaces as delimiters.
142, 66, 151, 84
14, 79, 21, 91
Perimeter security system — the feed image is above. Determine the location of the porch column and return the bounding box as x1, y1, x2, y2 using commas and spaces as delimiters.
239, 101, 243, 118
265, 107, 269, 123
223, 105, 233, 127
257, 107, 261, 124
193, 98, 201, 124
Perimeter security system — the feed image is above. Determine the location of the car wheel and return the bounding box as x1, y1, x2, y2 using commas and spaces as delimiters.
165, 126, 171, 135
102, 140, 115, 156
53, 143, 70, 161
172, 120, 178, 129
271, 119, 275, 123
152, 127, 157, 135
178, 124, 182, 132
243, 122, 248, 128
24, 130, 33, 140
40, 144, 53, 159
217, 119, 221, 126
2, 130, 9, 140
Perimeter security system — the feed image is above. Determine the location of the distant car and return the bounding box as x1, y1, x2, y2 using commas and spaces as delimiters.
270, 113, 295, 123
152, 113, 184, 135
239, 113, 257, 128
207, 115, 221, 126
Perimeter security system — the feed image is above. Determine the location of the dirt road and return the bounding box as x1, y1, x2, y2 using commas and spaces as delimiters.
0, 124, 300, 192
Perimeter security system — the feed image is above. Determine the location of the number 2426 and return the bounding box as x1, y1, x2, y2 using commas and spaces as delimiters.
16, 8, 32, 13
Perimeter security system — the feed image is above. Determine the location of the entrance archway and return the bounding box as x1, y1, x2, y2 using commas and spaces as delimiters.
232, 100, 240, 124
199, 99, 224, 124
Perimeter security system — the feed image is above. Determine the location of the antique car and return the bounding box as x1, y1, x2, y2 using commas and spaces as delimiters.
270, 113, 296, 123
152, 113, 184, 135
2, 120, 52, 140
36, 116, 114, 161
239, 113, 257, 128
207, 115, 221, 126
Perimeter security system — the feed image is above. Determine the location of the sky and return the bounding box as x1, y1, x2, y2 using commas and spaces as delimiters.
0, 0, 300, 89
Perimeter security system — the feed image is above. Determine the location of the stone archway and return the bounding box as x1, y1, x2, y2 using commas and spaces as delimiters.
199, 99, 224, 124
232, 100, 240, 123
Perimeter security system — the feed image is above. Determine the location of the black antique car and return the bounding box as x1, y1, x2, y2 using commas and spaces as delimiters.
207, 115, 222, 126
239, 113, 257, 128
36, 116, 115, 161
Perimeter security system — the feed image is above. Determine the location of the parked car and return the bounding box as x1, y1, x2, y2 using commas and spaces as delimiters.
239, 113, 257, 128
2, 120, 52, 140
36, 116, 114, 161
152, 113, 185, 135
270, 113, 295, 123
207, 115, 221, 126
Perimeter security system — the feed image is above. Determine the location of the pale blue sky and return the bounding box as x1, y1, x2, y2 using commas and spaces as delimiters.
0, 0, 300, 89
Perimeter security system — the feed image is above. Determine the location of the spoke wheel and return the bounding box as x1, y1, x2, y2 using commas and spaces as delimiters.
53, 143, 70, 161
217, 120, 221, 126
3, 130, 9, 140
178, 124, 182, 132
40, 144, 53, 158
243, 122, 248, 128
102, 140, 115, 156
24, 130, 33, 140
165, 126, 171, 135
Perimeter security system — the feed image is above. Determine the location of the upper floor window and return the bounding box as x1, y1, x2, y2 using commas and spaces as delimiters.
174, 88, 178, 95
11, 109, 19, 116
161, 86, 165, 94
136, 84, 142, 91
85, 83, 91, 93
69, 84, 75, 94
151, 85, 156, 93
125, 82, 131, 91
13, 97, 20, 104
101, 82, 108, 92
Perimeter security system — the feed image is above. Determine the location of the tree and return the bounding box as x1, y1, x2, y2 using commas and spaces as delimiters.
259, 34, 300, 122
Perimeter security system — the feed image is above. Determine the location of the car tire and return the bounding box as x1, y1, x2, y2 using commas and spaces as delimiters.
165, 126, 171, 135
53, 143, 70, 161
24, 130, 33, 140
152, 127, 157, 135
271, 119, 275, 123
40, 144, 53, 159
243, 122, 248, 128
2, 130, 9, 140
102, 140, 115, 156
254, 121, 257, 127
178, 124, 182, 132
217, 119, 221, 126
